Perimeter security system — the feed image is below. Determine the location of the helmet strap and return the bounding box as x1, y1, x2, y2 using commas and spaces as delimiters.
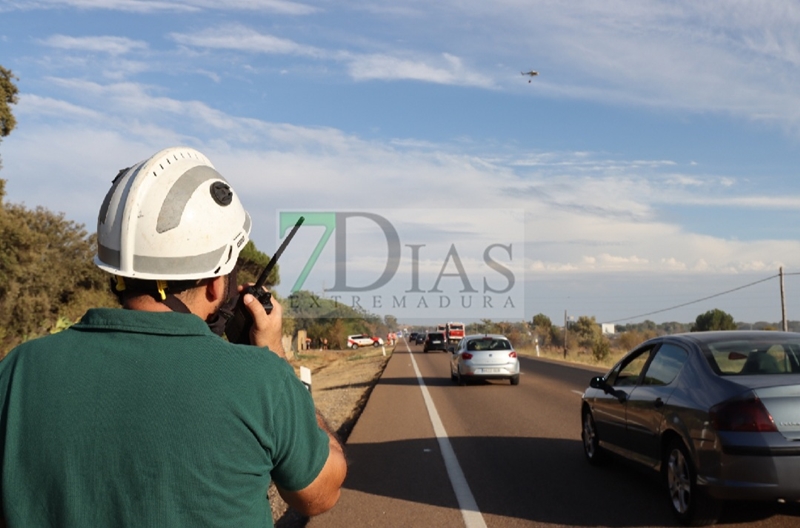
110, 275, 198, 314
162, 294, 192, 314
206, 269, 238, 336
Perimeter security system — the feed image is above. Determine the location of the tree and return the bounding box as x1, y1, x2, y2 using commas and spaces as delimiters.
0, 65, 18, 171
691, 308, 736, 332
384, 315, 398, 331
572, 315, 601, 349
592, 336, 611, 361
468, 319, 501, 335
531, 313, 553, 346
532, 313, 552, 330
0, 66, 18, 138
285, 290, 387, 350
237, 240, 279, 287
618, 330, 645, 351
0, 194, 117, 356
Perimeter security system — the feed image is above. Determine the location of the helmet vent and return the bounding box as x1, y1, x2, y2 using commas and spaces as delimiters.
211, 182, 233, 206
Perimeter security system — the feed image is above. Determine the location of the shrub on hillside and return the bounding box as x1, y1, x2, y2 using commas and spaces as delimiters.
0, 185, 117, 356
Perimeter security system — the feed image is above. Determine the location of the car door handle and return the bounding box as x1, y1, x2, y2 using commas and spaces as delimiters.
654, 397, 664, 408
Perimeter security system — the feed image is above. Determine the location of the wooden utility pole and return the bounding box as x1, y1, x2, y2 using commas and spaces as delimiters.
563, 310, 568, 358
780, 267, 788, 332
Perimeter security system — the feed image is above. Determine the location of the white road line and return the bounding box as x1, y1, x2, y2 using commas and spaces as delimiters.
405, 342, 488, 528
571, 390, 584, 396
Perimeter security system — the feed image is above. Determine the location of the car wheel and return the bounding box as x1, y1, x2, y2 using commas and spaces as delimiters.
510, 375, 520, 386
457, 368, 466, 386
581, 409, 605, 465
664, 438, 721, 526
423, 348, 428, 353
373, 341, 379, 347
350, 343, 359, 350
450, 367, 457, 382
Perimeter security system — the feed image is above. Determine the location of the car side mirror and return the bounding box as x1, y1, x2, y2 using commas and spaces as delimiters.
590, 376, 610, 392
591, 376, 628, 402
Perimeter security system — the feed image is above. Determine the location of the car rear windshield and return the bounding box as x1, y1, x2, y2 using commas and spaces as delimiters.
428, 333, 444, 340
467, 338, 511, 351
705, 338, 800, 375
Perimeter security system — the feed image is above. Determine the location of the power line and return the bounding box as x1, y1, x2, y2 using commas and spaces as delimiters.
602, 273, 779, 324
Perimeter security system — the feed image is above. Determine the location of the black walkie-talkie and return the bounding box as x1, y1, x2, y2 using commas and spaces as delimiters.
224, 216, 305, 344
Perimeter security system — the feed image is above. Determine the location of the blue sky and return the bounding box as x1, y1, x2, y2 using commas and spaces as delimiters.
1, 0, 799, 325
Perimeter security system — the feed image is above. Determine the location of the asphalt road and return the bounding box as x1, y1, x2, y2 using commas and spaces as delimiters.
309, 340, 800, 527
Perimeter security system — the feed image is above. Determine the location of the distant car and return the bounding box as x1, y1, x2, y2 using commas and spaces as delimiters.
415, 333, 426, 345
423, 332, 447, 353
450, 334, 519, 385
408, 332, 419, 342
581, 331, 800, 526
347, 334, 384, 349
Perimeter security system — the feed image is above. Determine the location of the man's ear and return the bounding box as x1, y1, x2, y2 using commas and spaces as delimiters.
205, 275, 227, 304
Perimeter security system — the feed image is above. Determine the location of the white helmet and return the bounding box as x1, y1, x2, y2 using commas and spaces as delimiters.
95, 147, 251, 280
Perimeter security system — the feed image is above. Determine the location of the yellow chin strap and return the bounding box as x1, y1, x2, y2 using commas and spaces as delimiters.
113, 276, 171, 303
156, 280, 169, 301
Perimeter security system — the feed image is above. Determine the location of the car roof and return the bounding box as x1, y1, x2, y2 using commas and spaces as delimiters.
655, 330, 800, 346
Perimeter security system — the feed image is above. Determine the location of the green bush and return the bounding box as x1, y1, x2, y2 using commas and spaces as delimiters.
592, 337, 611, 362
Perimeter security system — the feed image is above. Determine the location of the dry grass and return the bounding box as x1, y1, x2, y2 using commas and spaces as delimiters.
516, 345, 627, 371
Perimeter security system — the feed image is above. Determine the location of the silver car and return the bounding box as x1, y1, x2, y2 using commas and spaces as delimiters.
450, 334, 520, 385
581, 331, 800, 526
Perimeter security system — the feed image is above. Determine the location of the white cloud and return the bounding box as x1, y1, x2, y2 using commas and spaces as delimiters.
170, 26, 327, 58
348, 52, 495, 88
7, 79, 800, 281
184, 0, 317, 14
679, 195, 800, 208
169, 25, 494, 88
40, 35, 147, 55
3, 0, 315, 14
17, 93, 107, 121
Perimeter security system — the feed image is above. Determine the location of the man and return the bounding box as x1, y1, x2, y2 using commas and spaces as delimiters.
0, 147, 346, 527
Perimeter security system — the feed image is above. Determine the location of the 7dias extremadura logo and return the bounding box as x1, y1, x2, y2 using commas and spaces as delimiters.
278, 210, 524, 320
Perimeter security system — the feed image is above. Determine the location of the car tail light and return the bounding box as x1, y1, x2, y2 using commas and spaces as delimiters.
462, 353, 473, 360
509, 351, 517, 358
710, 392, 778, 432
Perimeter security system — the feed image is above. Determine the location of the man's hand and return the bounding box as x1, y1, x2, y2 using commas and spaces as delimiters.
240, 285, 285, 357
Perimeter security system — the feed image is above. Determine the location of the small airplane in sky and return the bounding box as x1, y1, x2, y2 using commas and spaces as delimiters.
521, 70, 538, 82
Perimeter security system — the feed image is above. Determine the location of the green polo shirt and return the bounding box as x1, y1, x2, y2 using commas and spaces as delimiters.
0, 308, 329, 527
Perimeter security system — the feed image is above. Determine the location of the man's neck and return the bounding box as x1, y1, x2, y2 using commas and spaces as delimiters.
124, 295, 193, 314
122, 279, 222, 321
